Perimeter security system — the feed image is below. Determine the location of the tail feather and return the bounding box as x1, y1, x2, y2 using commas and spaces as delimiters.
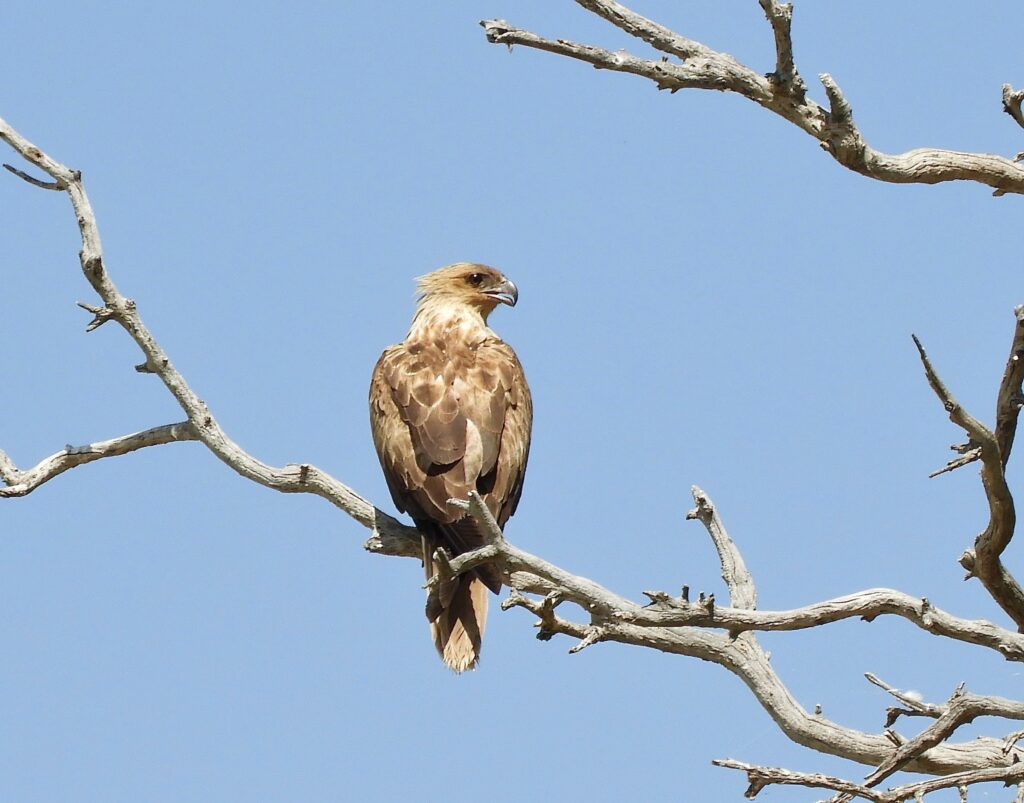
421, 531, 490, 672
430, 577, 488, 673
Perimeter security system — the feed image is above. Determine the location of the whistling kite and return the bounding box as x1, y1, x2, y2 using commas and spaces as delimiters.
369, 264, 532, 672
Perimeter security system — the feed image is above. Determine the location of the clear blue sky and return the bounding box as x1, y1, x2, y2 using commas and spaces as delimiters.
3, 3, 1023, 801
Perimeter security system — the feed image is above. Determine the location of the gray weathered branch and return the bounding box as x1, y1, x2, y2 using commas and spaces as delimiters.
995, 305, 1024, 468
481, 3, 1024, 196
714, 757, 1024, 802
758, 0, 806, 101
914, 333, 1024, 629
866, 672, 947, 727
623, 586, 1024, 661
0, 114, 421, 553
1003, 84, 1024, 132
862, 685, 1024, 789
686, 486, 756, 610
0, 422, 198, 497
388, 496, 1024, 779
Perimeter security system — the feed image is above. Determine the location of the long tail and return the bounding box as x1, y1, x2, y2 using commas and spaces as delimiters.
430, 576, 489, 673
422, 534, 489, 672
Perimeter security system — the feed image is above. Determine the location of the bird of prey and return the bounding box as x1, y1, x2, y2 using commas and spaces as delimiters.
369, 263, 532, 672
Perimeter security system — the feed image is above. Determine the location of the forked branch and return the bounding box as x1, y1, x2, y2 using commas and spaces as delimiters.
713, 758, 1024, 802
419, 494, 1024, 779
0, 115, 420, 552
914, 333, 1024, 629
481, 2, 1024, 195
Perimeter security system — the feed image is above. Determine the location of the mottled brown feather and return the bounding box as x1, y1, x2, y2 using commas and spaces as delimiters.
371, 338, 530, 527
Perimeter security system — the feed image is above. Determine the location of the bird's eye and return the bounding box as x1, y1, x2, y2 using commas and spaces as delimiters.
466, 273, 485, 287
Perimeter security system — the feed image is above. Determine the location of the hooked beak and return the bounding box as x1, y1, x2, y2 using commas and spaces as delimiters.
484, 277, 518, 307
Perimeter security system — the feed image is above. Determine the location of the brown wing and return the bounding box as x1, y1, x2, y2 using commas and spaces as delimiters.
477, 341, 532, 528
369, 337, 531, 532
369, 342, 474, 524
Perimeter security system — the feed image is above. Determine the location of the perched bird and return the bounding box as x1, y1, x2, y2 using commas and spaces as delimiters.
369, 263, 532, 672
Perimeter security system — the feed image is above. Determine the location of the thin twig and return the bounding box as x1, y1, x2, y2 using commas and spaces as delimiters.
863, 686, 1024, 788
929, 447, 982, 477
865, 673, 946, 720
3, 162, 63, 189
1005, 729, 1024, 755
712, 759, 886, 801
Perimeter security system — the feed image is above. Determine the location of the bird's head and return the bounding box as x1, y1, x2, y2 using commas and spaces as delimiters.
415, 263, 518, 320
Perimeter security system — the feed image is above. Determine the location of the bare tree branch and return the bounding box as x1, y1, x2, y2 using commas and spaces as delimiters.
913, 333, 1024, 629
0, 114, 422, 555
863, 686, 1024, 789
480, 4, 1024, 196
1007, 730, 1024, 753
758, 0, 806, 101
866, 672, 947, 727
408, 488, 1023, 777
928, 445, 982, 478
712, 759, 887, 801
450, 490, 506, 545
0, 423, 198, 497
687, 485, 756, 609
627, 589, 1024, 661
715, 758, 1024, 802
0, 450, 20, 483
995, 305, 1024, 468
1003, 84, 1024, 132
3, 162, 63, 190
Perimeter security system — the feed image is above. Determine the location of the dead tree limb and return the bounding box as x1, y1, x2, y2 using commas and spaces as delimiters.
0, 116, 420, 554
914, 333, 1024, 629
713, 758, 1024, 802
0, 423, 197, 497
480, 2, 1024, 196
